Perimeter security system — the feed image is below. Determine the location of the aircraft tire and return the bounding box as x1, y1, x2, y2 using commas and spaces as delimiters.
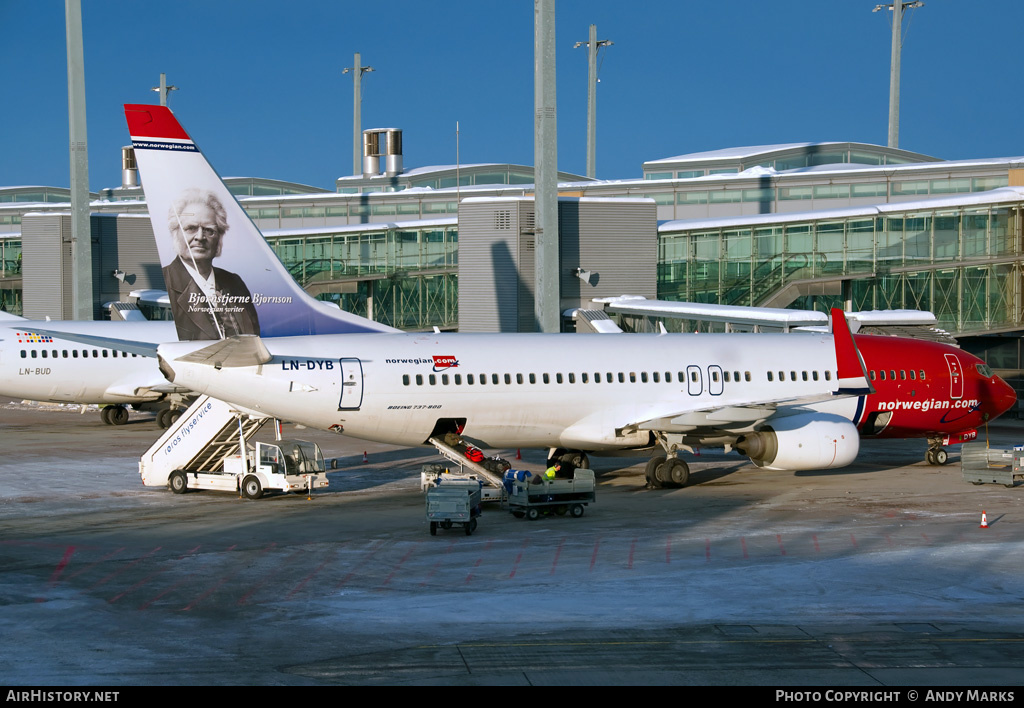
241, 475, 263, 500
667, 458, 690, 487
645, 456, 666, 489
167, 410, 182, 426
157, 409, 171, 429
934, 448, 948, 465
100, 407, 113, 425
109, 406, 129, 426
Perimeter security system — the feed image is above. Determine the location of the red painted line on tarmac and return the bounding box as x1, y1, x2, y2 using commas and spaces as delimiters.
135, 546, 201, 610
549, 537, 566, 575
705, 538, 711, 562
335, 539, 385, 589
111, 545, 202, 605
509, 538, 530, 579
65, 546, 125, 581
776, 534, 787, 556
48, 546, 75, 585
288, 544, 345, 599
921, 533, 931, 544
813, 535, 820, 553
381, 541, 422, 588
90, 546, 162, 590
741, 537, 749, 559
238, 545, 304, 606
627, 538, 637, 569
850, 534, 858, 549
183, 542, 275, 611
36, 546, 77, 603
464, 540, 493, 584
419, 540, 455, 586
589, 539, 601, 571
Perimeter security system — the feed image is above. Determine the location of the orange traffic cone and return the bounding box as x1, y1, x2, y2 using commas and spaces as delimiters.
362, 451, 368, 464
980, 510, 989, 529
516, 449, 522, 460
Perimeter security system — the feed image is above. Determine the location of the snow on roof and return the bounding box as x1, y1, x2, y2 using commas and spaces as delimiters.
659, 186, 1024, 233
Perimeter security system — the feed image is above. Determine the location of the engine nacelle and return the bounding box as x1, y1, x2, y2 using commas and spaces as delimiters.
735, 413, 859, 471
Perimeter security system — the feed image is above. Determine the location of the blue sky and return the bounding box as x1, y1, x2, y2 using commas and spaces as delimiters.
2, 1, 1022, 191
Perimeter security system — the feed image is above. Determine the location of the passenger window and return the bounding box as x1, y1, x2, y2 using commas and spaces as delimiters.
516, 374, 523, 384
653, 372, 660, 383
543, 373, 550, 384
909, 370, 916, 380
630, 372, 637, 383
415, 374, 423, 385
582, 373, 589, 383
744, 372, 751, 382
618, 373, 625, 383
919, 370, 926, 380
801, 371, 807, 381
31, 350, 37, 358
900, 370, 907, 380
429, 375, 436, 385
492, 374, 499, 385
606, 373, 613, 383
403, 374, 410, 386
640, 372, 648, 383
504, 374, 511, 384
568, 373, 575, 384
790, 371, 797, 381
870, 370, 876, 380
880, 370, 887, 381
455, 374, 462, 385
479, 374, 486, 386
529, 373, 536, 384
889, 370, 896, 381
825, 371, 832, 381
768, 371, 774, 382
41, 350, 47, 358
812, 371, 819, 381
442, 374, 449, 385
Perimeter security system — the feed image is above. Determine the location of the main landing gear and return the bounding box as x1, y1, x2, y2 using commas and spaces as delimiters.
546, 448, 591, 472
156, 407, 183, 430
100, 405, 129, 426
644, 455, 690, 489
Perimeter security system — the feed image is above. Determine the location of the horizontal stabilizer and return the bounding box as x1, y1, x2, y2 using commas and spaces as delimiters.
170, 335, 273, 368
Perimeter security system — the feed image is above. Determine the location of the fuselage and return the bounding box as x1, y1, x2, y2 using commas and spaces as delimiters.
159, 330, 1015, 451
0, 320, 179, 404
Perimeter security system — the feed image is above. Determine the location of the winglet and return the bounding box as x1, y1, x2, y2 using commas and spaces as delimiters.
830, 308, 874, 395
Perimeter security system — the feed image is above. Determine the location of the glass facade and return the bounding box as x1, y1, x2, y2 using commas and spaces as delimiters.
265, 224, 459, 330
659, 201, 1024, 335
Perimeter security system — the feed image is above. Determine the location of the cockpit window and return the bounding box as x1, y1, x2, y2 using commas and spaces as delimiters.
976, 363, 994, 378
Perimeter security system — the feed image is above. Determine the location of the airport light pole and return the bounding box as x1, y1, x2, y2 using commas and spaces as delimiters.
872, 1, 924, 149
65, 0, 93, 320
150, 73, 178, 107
573, 24, 612, 179
343, 53, 374, 176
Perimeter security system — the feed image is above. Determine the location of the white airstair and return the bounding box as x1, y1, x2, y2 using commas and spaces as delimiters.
139, 395, 268, 487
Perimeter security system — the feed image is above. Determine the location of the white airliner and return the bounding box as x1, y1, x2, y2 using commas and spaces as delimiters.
0, 311, 188, 426
20, 104, 1016, 486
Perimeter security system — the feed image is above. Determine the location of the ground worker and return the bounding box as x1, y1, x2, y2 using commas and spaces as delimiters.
544, 462, 561, 480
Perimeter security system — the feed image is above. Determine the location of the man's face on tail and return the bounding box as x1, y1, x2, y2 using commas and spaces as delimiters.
174, 203, 224, 264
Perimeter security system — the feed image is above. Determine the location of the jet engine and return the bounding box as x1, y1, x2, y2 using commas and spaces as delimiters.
734, 413, 859, 471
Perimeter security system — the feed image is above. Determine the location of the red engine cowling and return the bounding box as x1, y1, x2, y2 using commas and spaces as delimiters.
735, 413, 860, 471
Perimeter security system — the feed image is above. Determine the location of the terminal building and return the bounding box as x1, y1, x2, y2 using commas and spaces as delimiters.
2, 138, 1023, 405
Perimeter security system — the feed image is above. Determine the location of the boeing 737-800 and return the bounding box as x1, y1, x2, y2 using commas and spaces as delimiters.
20, 104, 1016, 487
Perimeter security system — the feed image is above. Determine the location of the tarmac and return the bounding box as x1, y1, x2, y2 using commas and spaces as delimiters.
2, 397, 1023, 686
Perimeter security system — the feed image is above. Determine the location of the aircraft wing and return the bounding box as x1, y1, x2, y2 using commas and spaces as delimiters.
625, 306, 873, 433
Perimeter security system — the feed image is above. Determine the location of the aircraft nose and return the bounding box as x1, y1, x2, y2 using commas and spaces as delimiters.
988, 375, 1017, 419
